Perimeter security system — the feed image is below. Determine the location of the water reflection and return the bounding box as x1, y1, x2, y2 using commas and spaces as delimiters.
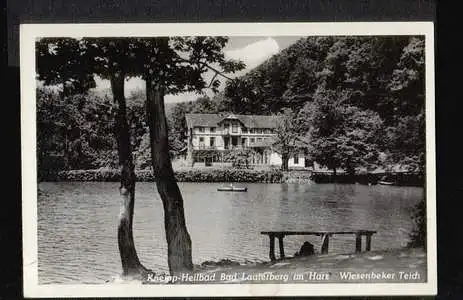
37, 182, 423, 283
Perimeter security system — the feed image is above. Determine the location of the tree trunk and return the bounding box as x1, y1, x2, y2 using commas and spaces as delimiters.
110, 72, 148, 278
187, 128, 194, 167
281, 152, 289, 171
346, 165, 355, 178
146, 78, 193, 275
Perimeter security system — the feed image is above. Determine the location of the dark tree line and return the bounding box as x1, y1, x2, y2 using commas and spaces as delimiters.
222, 36, 426, 174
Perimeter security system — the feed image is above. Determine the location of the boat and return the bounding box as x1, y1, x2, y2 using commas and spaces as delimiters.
217, 184, 248, 192
378, 180, 396, 185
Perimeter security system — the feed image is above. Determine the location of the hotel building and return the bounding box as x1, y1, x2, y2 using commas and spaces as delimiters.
185, 113, 307, 167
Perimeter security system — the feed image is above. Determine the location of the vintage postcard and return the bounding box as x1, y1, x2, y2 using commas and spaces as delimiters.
21, 22, 436, 297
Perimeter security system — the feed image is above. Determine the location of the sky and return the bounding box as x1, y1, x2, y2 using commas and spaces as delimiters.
91, 36, 303, 103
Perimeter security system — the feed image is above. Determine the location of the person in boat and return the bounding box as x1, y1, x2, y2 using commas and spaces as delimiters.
294, 241, 315, 257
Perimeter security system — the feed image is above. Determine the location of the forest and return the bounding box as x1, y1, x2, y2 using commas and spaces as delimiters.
38, 35, 425, 177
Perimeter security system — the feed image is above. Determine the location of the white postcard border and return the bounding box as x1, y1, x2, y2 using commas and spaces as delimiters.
20, 22, 437, 297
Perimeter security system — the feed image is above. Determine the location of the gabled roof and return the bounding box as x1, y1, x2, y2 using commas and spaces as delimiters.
185, 113, 281, 129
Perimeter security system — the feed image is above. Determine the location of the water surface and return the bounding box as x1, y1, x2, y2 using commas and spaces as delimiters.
37, 182, 423, 284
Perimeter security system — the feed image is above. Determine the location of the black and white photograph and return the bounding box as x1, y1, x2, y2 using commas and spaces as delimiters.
20, 22, 436, 297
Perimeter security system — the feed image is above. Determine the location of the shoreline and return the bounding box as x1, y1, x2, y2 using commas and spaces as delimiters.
39, 168, 424, 186
110, 247, 427, 285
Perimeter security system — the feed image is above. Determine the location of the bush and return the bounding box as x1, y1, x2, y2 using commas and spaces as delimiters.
41, 168, 285, 183
408, 197, 426, 249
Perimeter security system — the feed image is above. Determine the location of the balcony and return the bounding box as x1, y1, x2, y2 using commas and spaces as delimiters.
222, 128, 241, 135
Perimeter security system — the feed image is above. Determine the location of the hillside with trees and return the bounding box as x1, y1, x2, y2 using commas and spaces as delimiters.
38, 36, 425, 176
164, 36, 425, 175
223, 36, 425, 174
37, 36, 425, 175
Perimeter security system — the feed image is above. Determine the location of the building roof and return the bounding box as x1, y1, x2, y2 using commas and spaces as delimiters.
185, 113, 281, 129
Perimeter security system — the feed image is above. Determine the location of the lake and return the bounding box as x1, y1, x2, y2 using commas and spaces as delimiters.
37, 182, 423, 284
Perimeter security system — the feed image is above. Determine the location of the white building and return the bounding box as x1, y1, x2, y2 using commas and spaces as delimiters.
185, 113, 307, 168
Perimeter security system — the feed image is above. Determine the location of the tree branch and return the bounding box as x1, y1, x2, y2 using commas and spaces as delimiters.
207, 72, 219, 88
203, 64, 234, 81
173, 56, 234, 81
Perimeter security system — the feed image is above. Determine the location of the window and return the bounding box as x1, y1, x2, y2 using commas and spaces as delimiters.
199, 137, 204, 143
249, 129, 255, 134
257, 138, 262, 142
210, 127, 216, 133
256, 129, 262, 134
250, 138, 255, 144
241, 138, 247, 147
232, 123, 239, 133
198, 127, 204, 133
294, 154, 299, 164
242, 127, 247, 134
210, 137, 215, 147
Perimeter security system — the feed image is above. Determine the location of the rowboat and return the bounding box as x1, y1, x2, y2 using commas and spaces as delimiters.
378, 180, 396, 185
217, 185, 248, 192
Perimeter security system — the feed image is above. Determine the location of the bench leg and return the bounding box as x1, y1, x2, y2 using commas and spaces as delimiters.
278, 235, 285, 259
269, 235, 276, 261
355, 233, 362, 253
366, 234, 372, 251
321, 234, 330, 254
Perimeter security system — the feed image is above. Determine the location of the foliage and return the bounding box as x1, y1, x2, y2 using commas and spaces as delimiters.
36, 38, 96, 96
223, 37, 333, 114
272, 108, 309, 170
37, 88, 118, 177
224, 149, 255, 169
408, 197, 426, 249
222, 35, 425, 174
47, 167, 284, 183
384, 37, 426, 173
36, 86, 192, 175
305, 88, 383, 174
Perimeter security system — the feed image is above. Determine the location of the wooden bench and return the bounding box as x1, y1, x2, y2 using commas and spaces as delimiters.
260, 230, 377, 261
